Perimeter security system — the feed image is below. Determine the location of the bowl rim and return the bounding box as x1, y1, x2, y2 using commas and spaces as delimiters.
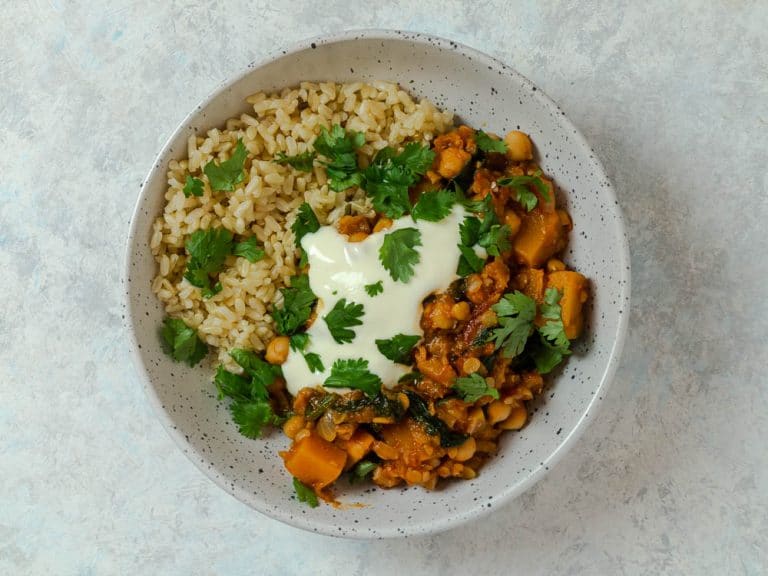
123, 28, 631, 539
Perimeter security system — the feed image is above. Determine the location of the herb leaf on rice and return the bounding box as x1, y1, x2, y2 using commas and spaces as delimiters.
184, 228, 233, 298
203, 139, 248, 192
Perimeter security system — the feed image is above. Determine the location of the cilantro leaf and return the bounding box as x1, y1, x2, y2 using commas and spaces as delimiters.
183, 175, 204, 197
453, 373, 500, 402
293, 477, 319, 508
405, 391, 468, 448
324, 358, 382, 397
231, 400, 277, 439
363, 161, 413, 218
411, 189, 456, 222
274, 274, 317, 335
392, 142, 435, 175
349, 459, 378, 484
475, 131, 508, 153
457, 243, 485, 277
229, 348, 282, 400
161, 317, 208, 366
375, 334, 420, 364
362, 144, 434, 219
233, 237, 265, 263
203, 139, 248, 192
274, 151, 316, 172
531, 288, 572, 373
459, 216, 482, 246
213, 364, 251, 400
364, 281, 383, 297
313, 125, 365, 191
498, 171, 550, 211
379, 228, 422, 283
289, 333, 310, 352
489, 291, 537, 358
291, 202, 321, 267
184, 227, 233, 296
303, 352, 325, 373
478, 223, 512, 257
323, 298, 365, 344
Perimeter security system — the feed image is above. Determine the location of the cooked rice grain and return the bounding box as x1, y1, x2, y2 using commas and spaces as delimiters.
151, 81, 453, 367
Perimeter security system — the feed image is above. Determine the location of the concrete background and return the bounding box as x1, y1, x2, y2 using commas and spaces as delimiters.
1, 1, 766, 574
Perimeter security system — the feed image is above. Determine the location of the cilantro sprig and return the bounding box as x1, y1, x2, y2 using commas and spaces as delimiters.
313, 125, 366, 191
455, 196, 511, 276
183, 175, 204, 198
475, 131, 507, 154
214, 349, 283, 439
274, 151, 316, 172
531, 288, 572, 373
349, 460, 378, 484
375, 334, 420, 364
411, 188, 456, 222
289, 333, 325, 373
291, 202, 320, 267
293, 477, 319, 507
498, 171, 550, 212
273, 274, 317, 336
363, 143, 435, 218
324, 298, 364, 344
161, 317, 208, 366
364, 281, 383, 297
324, 358, 382, 397
489, 291, 537, 359
233, 237, 265, 263
184, 227, 233, 298
453, 373, 500, 402
379, 227, 422, 283
204, 139, 248, 192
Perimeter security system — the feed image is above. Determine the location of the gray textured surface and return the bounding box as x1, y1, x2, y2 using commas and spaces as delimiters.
1, 1, 766, 574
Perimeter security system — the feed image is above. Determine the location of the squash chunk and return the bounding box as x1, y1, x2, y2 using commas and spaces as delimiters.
513, 210, 564, 267
546, 270, 589, 339
281, 432, 347, 489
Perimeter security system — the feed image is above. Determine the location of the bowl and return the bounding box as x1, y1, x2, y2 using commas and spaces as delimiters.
123, 29, 630, 539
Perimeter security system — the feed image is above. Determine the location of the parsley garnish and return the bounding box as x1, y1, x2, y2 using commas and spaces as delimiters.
293, 477, 319, 507
454, 197, 510, 272
324, 298, 364, 344
183, 175, 204, 197
233, 237, 265, 263
214, 351, 283, 439
531, 288, 572, 373
289, 333, 309, 351
303, 352, 325, 373
406, 391, 468, 447
291, 202, 321, 267
453, 373, 500, 402
184, 228, 233, 298
364, 281, 383, 297
375, 334, 420, 364
161, 317, 208, 365
475, 130, 507, 153
274, 151, 316, 172
379, 227, 422, 283
489, 291, 537, 358
497, 171, 550, 212
203, 139, 248, 192
411, 188, 456, 222
324, 358, 382, 397
349, 459, 378, 484
273, 274, 317, 336
457, 243, 485, 277
313, 125, 365, 191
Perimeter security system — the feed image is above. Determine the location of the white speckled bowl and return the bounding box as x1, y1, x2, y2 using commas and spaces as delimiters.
124, 30, 630, 539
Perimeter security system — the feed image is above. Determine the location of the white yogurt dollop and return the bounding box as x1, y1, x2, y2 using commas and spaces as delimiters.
282, 205, 467, 396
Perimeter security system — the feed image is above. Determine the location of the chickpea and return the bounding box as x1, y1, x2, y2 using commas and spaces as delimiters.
451, 301, 471, 321
547, 258, 566, 272
499, 405, 528, 430
265, 335, 290, 364
373, 217, 393, 233
486, 400, 512, 425
504, 130, 533, 161
462, 357, 482, 374
466, 407, 486, 434
447, 437, 477, 462
557, 209, 573, 230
